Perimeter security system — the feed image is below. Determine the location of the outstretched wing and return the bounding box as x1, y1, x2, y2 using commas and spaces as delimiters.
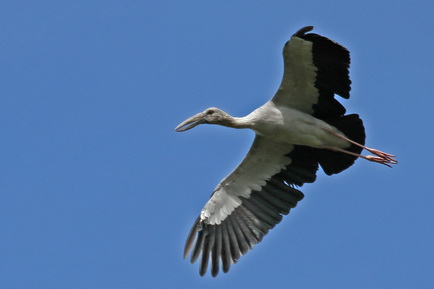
184, 136, 319, 276
272, 26, 351, 120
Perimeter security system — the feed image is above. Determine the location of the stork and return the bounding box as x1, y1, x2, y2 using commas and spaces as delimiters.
175, 26, 397, 277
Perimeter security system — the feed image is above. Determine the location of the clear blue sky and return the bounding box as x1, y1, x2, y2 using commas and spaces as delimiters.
1, 1, 433, 288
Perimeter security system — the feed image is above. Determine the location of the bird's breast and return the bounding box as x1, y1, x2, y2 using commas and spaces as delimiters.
251, 105, 349, 149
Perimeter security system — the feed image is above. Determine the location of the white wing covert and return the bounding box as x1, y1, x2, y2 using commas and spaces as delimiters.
184, 136, 319, 276
272, 26, 351, 120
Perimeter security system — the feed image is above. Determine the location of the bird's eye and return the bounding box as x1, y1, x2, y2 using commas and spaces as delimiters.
207, 110, 214, 115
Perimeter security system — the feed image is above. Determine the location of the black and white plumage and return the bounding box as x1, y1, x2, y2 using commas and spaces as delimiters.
175, 26, 396, 277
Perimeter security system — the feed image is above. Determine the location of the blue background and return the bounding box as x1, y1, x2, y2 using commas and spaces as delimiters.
1, 1, 433, 288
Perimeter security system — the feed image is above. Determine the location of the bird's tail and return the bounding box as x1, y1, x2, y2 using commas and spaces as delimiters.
316, 114, 366, 175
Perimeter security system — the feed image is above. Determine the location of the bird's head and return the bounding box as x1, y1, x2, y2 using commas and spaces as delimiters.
175, 107, 232, 132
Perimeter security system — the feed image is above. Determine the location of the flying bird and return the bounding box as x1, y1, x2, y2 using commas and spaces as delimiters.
175, 26, 397, 277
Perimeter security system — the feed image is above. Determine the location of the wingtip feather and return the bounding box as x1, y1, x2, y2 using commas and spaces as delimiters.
294, 26, 314, 37
184, 217, 201, 259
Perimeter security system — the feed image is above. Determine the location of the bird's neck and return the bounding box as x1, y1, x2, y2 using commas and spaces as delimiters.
217, 114, 255, 129
217, 112, 256, 129
231, 117, 252, 129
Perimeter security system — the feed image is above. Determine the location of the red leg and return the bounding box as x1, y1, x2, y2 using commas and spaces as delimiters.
324, 146, 394, 167
322, 128, 397, 166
